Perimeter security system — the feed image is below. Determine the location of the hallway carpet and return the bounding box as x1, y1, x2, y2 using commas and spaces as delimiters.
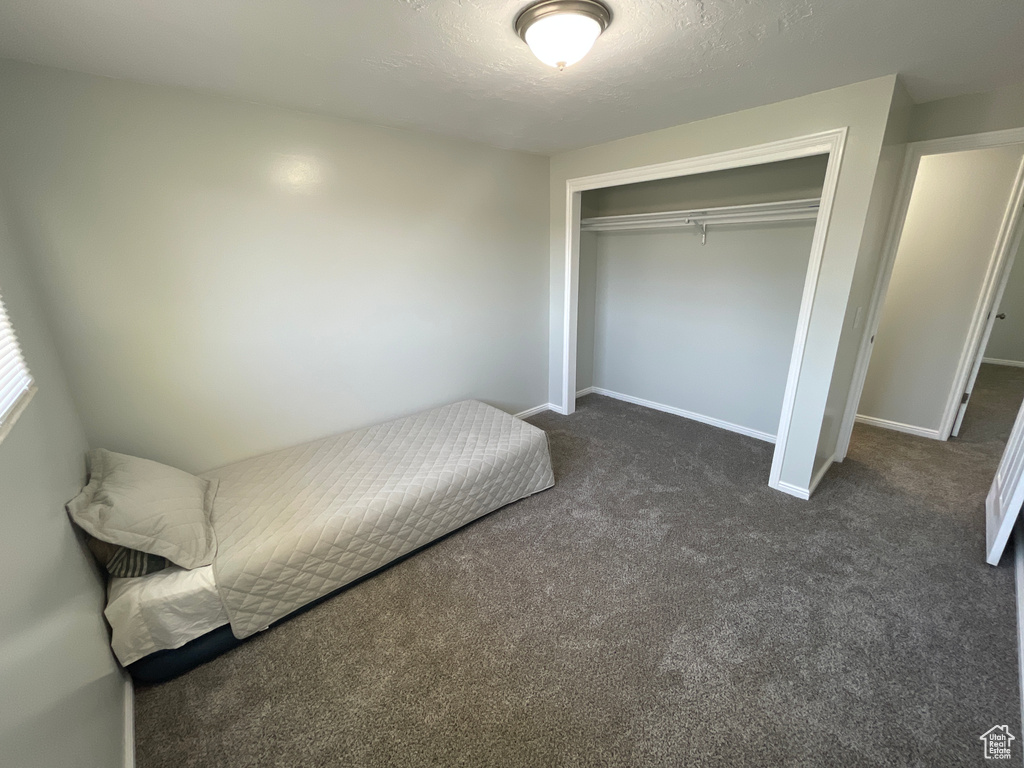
957, 362, 1024, 445
135, 385, 1022, 767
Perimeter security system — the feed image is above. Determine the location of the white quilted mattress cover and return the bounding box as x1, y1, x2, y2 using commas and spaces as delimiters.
203, 400, 554, 639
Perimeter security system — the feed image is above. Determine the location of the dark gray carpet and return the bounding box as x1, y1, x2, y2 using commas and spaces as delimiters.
958, 363, 1024, 445
135, 376, 1024, 767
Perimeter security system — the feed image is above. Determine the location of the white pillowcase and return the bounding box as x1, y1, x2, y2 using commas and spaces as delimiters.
67, 449, 218, 570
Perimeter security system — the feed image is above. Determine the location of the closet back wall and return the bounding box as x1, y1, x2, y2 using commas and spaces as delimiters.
0, 60, 550, 472
582, 224, 816, 438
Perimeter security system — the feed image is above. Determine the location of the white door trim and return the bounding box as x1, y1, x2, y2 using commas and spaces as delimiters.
559, 128, 848, 497
952, 195, 1024, 437
835, 127, 1024, 459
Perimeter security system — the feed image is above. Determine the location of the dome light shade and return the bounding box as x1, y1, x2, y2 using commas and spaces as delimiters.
515, 0, 611, 70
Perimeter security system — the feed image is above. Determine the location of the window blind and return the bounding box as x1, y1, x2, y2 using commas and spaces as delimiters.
0, 290, 33, 427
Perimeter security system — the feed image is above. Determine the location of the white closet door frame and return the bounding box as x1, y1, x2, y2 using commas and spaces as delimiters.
835, 127, 1024, 461
559, 128, 848, 499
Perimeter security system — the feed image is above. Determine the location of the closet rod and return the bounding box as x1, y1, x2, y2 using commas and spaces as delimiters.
579, 197, 821, 233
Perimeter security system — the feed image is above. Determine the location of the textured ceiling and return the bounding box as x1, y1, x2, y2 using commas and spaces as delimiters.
0, 0, 1022, 154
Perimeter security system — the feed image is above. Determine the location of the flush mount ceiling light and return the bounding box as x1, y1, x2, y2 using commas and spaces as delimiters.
515, 0, 612, 70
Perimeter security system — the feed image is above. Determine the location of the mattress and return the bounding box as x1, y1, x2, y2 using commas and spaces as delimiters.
106, 564, 229, 666
204, 399, 554, 639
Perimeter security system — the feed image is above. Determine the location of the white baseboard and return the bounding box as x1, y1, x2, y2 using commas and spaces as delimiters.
123, 674, 135, 768
514, 403, 554, 419
583, 387, 776, 444
854, 414, 943, 440
808, 454, 835, 496
770, 456, 833, 501
576, 387, 596, 397
773, 480, 810, 500
984, 357, 1024, 369
1015, 526, 1024, 742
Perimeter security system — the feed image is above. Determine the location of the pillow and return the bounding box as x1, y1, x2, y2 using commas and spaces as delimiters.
84, 535, 169, 578
67, 449, 218, 570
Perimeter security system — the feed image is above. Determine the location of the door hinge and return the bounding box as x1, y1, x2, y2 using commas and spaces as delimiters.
962, 392, 970, 405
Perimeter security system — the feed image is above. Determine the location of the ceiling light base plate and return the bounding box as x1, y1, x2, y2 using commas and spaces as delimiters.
514, 0, 612, 43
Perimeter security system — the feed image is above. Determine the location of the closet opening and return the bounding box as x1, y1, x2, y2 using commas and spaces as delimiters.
560, 130, 847, 497
577, 156, 827, 444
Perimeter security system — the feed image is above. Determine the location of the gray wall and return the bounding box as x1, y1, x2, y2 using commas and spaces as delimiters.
0, 196, 126, 768
583, 223, 815, 437
859, 145, 1024, 432
551, 76, 898, 493
909, 81, 1024, 143
987, 238, 1024, 364
0, 60, 551, 473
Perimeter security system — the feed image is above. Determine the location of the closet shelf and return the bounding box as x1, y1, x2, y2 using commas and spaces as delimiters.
579, 198, 821, 235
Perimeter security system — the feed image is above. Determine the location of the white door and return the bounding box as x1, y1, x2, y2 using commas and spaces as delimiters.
986, 396, 1024, 564
952, 224, 1024, 438
951, 307, 1006, 438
